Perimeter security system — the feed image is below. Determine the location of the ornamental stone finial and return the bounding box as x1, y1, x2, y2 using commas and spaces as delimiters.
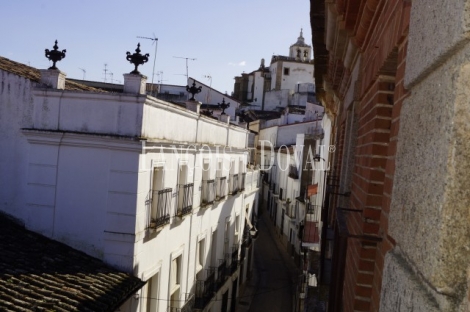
218, 98, 230, 115
45, 40, 66, 70
126, 43, 149, 75
186, 80, 202, 101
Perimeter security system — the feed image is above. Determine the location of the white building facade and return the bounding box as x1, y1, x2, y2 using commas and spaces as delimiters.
255, 102, 332, 302
0, 57, 260, 312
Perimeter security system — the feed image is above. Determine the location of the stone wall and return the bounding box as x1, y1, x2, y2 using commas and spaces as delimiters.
383, 0, 470, 310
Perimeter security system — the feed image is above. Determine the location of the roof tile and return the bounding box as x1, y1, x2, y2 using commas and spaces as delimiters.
0, 214, 145, 311
0, 56, 106, 93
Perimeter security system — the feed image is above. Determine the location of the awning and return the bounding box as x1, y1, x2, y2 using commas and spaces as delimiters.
307, 184, 318, 197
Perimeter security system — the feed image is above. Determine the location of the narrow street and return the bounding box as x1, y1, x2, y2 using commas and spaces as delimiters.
248, 211, 300, 312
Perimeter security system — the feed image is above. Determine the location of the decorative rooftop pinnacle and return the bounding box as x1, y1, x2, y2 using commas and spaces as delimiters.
218, 98, 230, 115
45, 40, 66, 70
186, 80, 202, 101
126, 43, 149, 75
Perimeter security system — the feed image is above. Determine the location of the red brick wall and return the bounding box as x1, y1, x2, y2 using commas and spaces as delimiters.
370, 34, 409, 312
338, 1, 411, 311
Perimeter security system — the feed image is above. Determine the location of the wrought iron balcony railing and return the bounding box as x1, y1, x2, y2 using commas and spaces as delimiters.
240, 172, 246, 191
215, 177, 227, 201
147, 187, 172, 229
201, 179, 216, 206
231, 246, 239, 274
168, 293, 194, 312
177, 183, 193, 217
288, 165, 299, 179
242, 226, 252, 248
229, 174, 239, 195
215, 259, 227, 291
194, 268, 215, 310
224, 253, 232, 277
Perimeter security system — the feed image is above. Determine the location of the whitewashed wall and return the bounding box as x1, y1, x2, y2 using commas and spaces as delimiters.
1, 67, 259, 312
277, 121, 317, 147
0, 70, 35, 221
264, 89, 290, 110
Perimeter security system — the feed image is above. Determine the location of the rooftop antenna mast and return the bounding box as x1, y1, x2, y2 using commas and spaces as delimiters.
173, 56, 196, 83
79, 68, 86, 80
204, 74, 212, 103
137, 34, 158, 96
103, 63, 108, 82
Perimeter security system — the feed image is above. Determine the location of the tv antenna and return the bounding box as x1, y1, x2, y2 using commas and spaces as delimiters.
204, 75, 212, 103
137, 34, 158, 96
103, 63, 108, 82
79, 68, 86, 80
173, 56, 196, 83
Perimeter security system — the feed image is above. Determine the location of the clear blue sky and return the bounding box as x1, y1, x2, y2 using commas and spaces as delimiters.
0, 0, 312, 94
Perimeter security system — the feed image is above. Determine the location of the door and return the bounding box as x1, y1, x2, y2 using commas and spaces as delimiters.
231, 279, 238, 311
221, 290, 228, 312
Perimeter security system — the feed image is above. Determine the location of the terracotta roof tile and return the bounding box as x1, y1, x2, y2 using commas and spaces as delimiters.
0, 214, 145, 311
0, 56, 106, 93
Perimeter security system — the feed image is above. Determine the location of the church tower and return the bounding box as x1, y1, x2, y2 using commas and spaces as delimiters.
289, 29, 312, 61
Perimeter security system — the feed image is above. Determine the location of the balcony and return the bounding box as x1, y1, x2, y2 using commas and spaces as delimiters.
194, 268, 215, 310
176, 183, 193, 217
168, 293, 194, 312
214, 259, 228, 291
241, 227, 252, 248
230, 246, 239, 274
244, 169, 260, 191
286, 203, 296, 219
215, 177, 227, 201
301, 204, 321, 247
239, 172, 246, 191
288, 165, 299, 179
201, 179, 216, 206
229, 174, 239, 195
147, 187, 172, 229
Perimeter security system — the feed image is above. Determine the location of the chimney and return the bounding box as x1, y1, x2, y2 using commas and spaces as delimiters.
39, 69, 66, 89
123, 73, 147, 94
186, 99, 201, 114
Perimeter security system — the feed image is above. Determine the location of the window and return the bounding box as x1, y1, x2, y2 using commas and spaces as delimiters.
211, 230, 218, 265
201, 160, 216, 205
283, 67, 290, 76
229, 159, 238, 195
234, 215, 240, 244
177, 163, 193, 217
196, 238, 205, 272
196, 238, 205, 281
146, 272, 160, 312
171, 255, 181, 291
224, 219, 230, 255
149, 166, 172, 229
216, 160, 227, 200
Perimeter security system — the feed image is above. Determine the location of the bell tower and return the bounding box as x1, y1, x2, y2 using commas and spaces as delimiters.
289, 29, 312, 61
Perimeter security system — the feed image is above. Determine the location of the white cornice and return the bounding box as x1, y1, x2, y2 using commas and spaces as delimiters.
22, 130, 142, 152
